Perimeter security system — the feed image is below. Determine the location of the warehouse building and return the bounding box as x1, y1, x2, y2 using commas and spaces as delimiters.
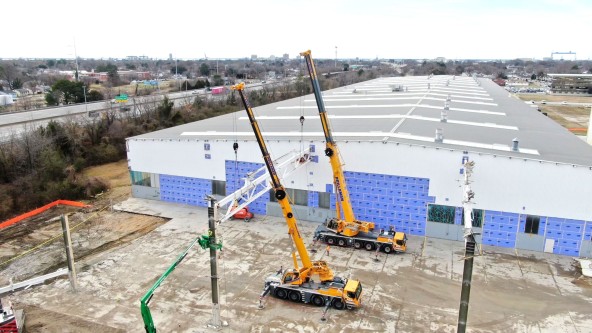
548, 73, 592, 94
126, 75, 592, 257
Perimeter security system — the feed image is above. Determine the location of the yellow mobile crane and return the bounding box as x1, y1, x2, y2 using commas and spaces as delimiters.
300, 50, 407, 254
231, 83, 362, 310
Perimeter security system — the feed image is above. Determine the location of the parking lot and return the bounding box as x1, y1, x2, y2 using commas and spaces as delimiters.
4, 198, 592, 332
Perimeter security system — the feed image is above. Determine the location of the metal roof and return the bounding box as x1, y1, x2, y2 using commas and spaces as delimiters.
129, 75, 592, 166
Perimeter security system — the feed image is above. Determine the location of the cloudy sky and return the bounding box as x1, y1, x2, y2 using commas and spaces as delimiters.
5, 0, 591, 60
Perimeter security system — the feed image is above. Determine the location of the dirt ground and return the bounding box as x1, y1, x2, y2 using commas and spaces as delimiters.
0, 160, 168, 331
517, 94, 592, 131
2, 191, 592, 332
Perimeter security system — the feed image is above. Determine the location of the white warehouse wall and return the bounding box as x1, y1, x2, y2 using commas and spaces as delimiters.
127, 137, 592, 221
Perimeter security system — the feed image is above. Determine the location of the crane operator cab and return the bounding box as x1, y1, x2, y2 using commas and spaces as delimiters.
283, 270, 301, 284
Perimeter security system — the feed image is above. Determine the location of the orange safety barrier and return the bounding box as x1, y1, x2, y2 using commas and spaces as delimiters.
568, 128, 587, 132
0, 200, 91, 230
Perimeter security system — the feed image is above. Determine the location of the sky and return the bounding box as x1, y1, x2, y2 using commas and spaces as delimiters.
4, 0, 591, 61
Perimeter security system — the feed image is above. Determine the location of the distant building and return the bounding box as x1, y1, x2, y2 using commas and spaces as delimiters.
551, 52, 576, 61
251, 54, 257, 60
127, 56, 150, 61
283, 53, 289, 60
0, 92, 14, 106
548, 74, 592, 94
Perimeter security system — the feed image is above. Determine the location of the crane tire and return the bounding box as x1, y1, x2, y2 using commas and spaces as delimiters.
275, 288, 288, 299
311, 295, 325, 306
332, 298, 345, 310
288, 291, 301, 302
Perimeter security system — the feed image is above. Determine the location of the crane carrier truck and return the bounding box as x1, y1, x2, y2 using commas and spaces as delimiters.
232, 82, 363, 310
300, 50, 407, 254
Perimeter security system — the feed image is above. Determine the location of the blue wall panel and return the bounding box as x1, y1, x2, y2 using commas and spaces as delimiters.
543, 216, 584, 256
331, 171, 431, 236
482, 210, 519, 247
225, 160, 269, 215
159, 174, 211, 207
584, 222, 592, 240
308, 191, 319, 208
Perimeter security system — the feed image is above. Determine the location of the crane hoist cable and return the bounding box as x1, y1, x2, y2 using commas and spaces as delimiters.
232, 106, 239, 191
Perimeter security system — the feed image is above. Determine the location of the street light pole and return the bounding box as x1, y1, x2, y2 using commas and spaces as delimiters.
83, 86, 88, 114
74, 38, 80, 82
335, 46, 338, 69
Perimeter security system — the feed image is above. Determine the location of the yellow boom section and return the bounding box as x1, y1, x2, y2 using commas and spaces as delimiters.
300, 50, 356, 223
231, 82, 312, 270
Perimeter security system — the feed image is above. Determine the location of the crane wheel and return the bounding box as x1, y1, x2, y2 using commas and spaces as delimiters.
337, 239, 346, 247
383, 245, 392, 253
275, 288, 288, 299
288, 291, 301, 302
311, 295, 325, 307
332, 298, 345, 310
326, 238, 335, 245
354, 241, 362, 249
365, 243, 375, 251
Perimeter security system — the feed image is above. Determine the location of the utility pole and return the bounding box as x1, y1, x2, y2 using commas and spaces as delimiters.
73, 38, 80, 82
457, 159, 477, 333
335, 46, 338, 69
206, 196, 227, 329
82, 86, 88, 115
60, 214, 77, 291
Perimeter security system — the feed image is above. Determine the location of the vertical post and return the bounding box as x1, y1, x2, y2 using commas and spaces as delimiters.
60, 214, 77, 291
207, 197, 222, 328
334, 46, 337, 69
457, 234, 476, 333
83, 86, 88, 115
457, 160, 476, 333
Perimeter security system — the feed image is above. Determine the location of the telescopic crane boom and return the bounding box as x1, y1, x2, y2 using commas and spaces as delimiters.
301, 50, 407, 254
300, 50, 364, 228
231, 82, 362, 310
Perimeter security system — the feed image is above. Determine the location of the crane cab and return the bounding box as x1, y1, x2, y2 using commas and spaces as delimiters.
343, 280, 363, 309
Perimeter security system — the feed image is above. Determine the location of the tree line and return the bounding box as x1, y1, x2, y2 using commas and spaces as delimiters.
0, 70, 377, 221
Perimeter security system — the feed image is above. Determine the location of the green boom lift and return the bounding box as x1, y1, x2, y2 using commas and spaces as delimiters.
140, 234, 222, 333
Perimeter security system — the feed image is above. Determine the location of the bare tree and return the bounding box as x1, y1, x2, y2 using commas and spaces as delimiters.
0, 63, 20, 90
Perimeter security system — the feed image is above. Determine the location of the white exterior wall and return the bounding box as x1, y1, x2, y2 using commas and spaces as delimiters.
127, 138, 592, 221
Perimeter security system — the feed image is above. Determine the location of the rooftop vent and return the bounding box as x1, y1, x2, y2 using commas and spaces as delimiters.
441, 108, 448, 122
512, 138, 519, 152
435, 128, 444, 143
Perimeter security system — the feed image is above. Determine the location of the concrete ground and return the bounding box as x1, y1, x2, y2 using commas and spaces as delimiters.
6, 198, 592, 332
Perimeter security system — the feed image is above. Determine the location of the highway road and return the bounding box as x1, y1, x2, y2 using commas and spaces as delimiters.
0, 86, 247, 141
0, 80, 291, 141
